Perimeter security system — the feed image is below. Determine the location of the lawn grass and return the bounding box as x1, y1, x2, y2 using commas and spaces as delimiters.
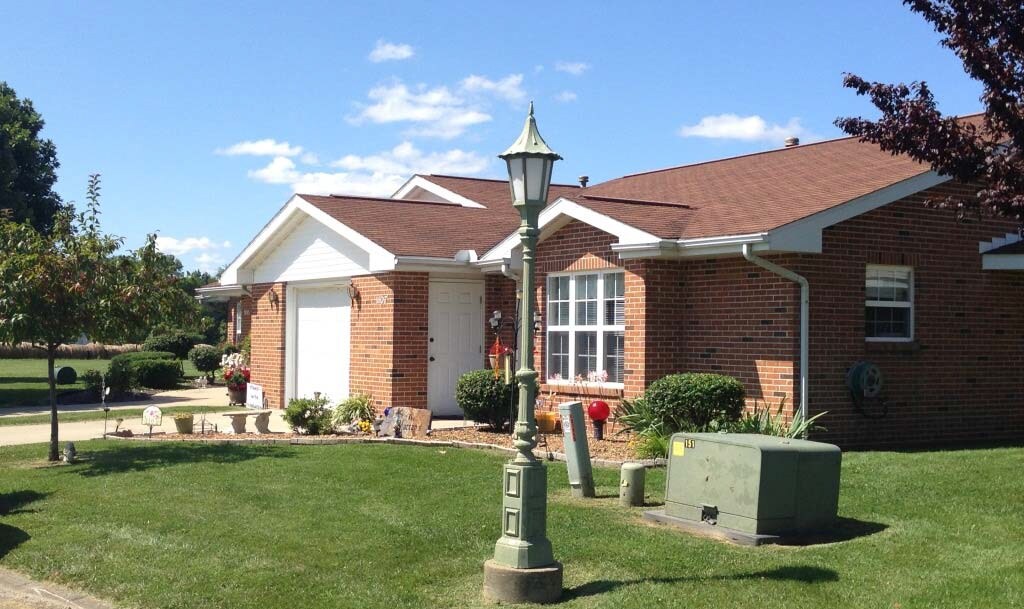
0, 358, 201, 407
0, 442, 1021, 609
0, 406, 233, 426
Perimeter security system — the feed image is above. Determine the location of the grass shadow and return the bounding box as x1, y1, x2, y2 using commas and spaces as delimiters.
70, 442, 296, 477
0, 523, 29, 559
0, 490, 51, 515
774, 517, 888, 546
564, 565, 839, 601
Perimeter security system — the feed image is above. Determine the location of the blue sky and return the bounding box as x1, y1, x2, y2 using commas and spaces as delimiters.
2, 0, 982, 273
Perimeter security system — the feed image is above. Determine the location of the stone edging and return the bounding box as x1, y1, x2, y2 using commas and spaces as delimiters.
105, 433, 667, 468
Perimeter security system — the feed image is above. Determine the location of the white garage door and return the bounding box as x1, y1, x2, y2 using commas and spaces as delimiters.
294, 286, 350, 404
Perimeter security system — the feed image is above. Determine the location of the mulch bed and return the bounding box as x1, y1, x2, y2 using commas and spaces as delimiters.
428, 425, 640, 462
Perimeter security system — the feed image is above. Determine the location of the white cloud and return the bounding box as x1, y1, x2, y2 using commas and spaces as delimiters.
246, 141, 489, 197
555, 90, 577, 103
369, 40, 415, 63
554, 61, 589, 76
460, 74, 525, 103
678, 114, 810, 142
156, 236, 221, 256
349, 74, 527, 139
216, 139, 304, 157
156, 236, 233, 272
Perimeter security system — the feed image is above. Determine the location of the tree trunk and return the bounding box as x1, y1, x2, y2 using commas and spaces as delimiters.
47, 346, 59, 462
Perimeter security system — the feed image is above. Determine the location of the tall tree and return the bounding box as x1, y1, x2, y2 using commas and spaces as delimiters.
0, 82, 65, 232
836, 0, 1023, 222
0, 175, 196, 461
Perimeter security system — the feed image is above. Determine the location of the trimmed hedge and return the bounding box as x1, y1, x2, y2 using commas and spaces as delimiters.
642, 372, 746, 431
132, 359, 183, 389
456, 370, 516, 431
107, 351, 178, 395
143, 330, 203, 359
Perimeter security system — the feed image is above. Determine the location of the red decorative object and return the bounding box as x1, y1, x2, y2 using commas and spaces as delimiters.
588, 400, 610, 441
587, 400, 610, 422
488, 337, 506, 379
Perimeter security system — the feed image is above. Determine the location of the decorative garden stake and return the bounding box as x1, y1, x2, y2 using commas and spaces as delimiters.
483, 103, 564, 605
588, 400, 610, 440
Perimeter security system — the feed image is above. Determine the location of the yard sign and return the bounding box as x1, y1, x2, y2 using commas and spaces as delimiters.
246, 383, 264, 409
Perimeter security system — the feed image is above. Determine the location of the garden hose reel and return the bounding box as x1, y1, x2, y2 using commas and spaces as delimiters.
846, 360, 888, 419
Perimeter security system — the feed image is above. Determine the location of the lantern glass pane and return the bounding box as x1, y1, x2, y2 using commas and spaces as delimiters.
506, 157, 526, 202
525, 157, 545, 200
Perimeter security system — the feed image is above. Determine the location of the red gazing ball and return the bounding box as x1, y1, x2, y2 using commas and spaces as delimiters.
587, 400, 610, 422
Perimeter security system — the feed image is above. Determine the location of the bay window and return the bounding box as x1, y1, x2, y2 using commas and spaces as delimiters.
546, 270, 625, 385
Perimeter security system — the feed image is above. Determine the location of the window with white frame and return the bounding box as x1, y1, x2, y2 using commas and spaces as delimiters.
865, 265, 913, 341
546, 270, 625, 384
235, 301, 244, 338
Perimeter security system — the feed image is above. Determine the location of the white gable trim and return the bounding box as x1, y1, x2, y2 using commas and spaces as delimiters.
219, 195, 396, 285
767, 170, 949, 253
392, 175, 486, 208
479, 197, 661, 262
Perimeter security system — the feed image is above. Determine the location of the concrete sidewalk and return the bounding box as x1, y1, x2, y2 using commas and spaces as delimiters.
1, 387, 229, 417
0, 567, 116, 609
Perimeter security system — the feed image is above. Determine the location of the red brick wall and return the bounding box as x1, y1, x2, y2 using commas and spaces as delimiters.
623, 259, 687, 399
679, 256, 800, 411
484, 274, 518, 368
349, 272, 429, 413
226, 296, 254, 345
792, 182, 1024, 447
248, 283, 286, 409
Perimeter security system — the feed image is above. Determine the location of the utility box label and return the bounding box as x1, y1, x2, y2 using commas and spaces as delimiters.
673, 441, 685, 457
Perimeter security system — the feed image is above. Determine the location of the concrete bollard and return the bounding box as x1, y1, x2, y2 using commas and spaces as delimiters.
619, 462, 646, 507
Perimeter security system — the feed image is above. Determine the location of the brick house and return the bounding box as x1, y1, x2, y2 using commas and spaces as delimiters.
198, 132, 1024, 448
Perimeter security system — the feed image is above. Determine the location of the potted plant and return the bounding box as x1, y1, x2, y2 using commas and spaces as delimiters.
173, 411, 194, 434
221, 352, 251, 405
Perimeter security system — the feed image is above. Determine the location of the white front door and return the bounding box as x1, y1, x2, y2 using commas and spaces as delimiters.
294, 286, 350, 404
428, 281, 484, 416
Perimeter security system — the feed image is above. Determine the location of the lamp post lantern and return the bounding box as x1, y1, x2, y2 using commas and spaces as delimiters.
482, 103, 564, 604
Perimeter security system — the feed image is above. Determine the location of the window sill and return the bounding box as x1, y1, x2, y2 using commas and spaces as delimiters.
540, 382, 624, 399
865, 340, 922, 353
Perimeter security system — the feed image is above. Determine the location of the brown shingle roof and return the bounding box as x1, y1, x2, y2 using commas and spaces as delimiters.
577, 134, 933, 239
300, 177, 580, 258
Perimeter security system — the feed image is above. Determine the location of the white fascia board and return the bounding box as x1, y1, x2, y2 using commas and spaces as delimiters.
194, 284, 250, 302
395, 255, 485, 275
221, 195, 397, 285
392, 175, 485, 208
982, 254, 1024, 270
480, 197, 661, 262
768, 170, 949, 253
612, 233, 768, 260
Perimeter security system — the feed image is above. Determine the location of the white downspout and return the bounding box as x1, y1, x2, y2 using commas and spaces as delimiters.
741, 244, 809, 423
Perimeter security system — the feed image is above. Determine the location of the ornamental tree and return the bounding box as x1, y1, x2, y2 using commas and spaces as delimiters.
836, 0, 1024, 222
0, 175, 196, 461
0, 82, 65, 233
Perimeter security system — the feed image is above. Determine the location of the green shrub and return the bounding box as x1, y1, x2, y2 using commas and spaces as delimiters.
132, 359, 183, 389
107, 351, 178, 395
643, 372, 745, 431
283, 395, 334, 435
616, 373, 746, 459
334, 393, 375, 426
143, 330, 203, 359
221, 344, 239, 356
239, 335, 252, 361
729, 398, 827, 438
82, 369, 105, 397
456, 370, 516, 430
188, 344, 222, 378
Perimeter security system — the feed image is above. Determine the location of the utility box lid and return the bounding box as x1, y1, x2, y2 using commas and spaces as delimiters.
664, 432, 841, 535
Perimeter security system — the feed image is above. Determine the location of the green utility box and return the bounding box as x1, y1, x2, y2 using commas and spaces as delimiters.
664, 432, 841, 535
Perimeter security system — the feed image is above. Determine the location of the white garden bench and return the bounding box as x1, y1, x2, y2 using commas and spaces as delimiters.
222, 410, 272, 434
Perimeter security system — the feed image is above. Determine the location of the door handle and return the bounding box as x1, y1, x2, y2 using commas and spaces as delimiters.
429, 356, 436, 362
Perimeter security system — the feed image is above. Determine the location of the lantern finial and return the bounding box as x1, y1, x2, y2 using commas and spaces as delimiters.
499, 102, 562, 161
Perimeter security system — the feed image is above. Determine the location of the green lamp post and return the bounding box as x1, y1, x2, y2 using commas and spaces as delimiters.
482, 103, 564, 604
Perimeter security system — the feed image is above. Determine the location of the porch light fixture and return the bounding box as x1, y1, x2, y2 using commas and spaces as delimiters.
483, 103, 564, 605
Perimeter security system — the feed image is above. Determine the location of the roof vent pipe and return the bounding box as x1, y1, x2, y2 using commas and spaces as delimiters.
578, 175, 589, 188
784, 136, 800, 148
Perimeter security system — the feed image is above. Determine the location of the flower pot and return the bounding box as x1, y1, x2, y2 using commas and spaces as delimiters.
228, 387, 246, 405
535, 411, 560, 434
174, 415, 194, 434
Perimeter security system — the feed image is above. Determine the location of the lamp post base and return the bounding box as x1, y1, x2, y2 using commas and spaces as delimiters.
483, 559, 563, 604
